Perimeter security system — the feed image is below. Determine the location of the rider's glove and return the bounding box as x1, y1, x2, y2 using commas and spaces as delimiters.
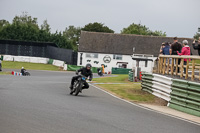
89, 78, 92, 81
76, 72, 78, 75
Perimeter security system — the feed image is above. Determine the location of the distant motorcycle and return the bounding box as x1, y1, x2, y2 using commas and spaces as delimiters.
70, 75, 87, 96
97, 68, 103, 76
23, 70, 31, 76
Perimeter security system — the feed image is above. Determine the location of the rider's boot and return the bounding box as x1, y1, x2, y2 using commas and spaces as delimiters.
69, 85, 74, 95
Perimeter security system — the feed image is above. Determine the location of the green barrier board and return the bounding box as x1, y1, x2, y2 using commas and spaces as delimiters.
48, 59, 53, 64
67, 65, 98, 73
112, 68, 132, 74
169, 103, 200, 117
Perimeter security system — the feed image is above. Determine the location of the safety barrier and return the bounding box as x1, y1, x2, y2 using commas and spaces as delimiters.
11, 71, 22, 76
112, 68, 132, 74
63, 64, 67, 71
52, 60, 65, 67
67, 65, 82, 71
67, 64, 99, 73
1, 55, 68, 70
169, 79, 200, 116
128, 71, 133, 82
141, 73, 172, 102
141, 72, 200, 117
3, 55, 49, 64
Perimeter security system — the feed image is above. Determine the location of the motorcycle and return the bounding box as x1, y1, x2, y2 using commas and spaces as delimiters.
97, 68, 103, 76
23, 70, 31, 76
70, 75, 87, 96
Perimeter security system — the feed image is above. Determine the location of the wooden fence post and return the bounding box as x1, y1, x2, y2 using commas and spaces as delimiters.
185, 59, 189, 79
175, 58, 178, 75
191, 59, 195, 81
167, 58, 170, 74
160, 57, 163, 73
171, 58, 174, 75
180, 58, 184, 78
163, 58, 166, 74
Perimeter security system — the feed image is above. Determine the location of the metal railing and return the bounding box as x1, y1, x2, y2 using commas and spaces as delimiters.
158, 55, 200, 80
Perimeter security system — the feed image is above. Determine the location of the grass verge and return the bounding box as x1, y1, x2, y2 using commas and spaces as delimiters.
93, 74, 129, 83
1, 61, 60, 71
93, 74, 158, 103
97, 84, 156, 103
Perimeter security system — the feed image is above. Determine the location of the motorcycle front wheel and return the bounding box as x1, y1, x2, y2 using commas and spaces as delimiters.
74, 82, 82, 96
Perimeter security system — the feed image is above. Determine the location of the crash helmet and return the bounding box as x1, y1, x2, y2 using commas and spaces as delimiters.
86, 64, 92, 69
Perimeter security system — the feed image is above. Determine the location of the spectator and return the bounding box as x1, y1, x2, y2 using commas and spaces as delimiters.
162, 42, 171, 70
159, 43, 165, 55
192, 37, 200, 55
170, 37, 182, 55
170, 37, 182, 72
0, 59, 2, 71
177, 40, 191, 73
162, 42, 170, 55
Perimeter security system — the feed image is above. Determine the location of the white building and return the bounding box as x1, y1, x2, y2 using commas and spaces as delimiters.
77, 52, 156, 73
77, 31, 193, 73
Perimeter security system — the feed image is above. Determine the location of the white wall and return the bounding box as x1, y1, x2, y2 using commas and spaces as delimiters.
52, 60, 65, 67
77, 52, 157, 73
3, 55, 49, 64
2, 55, 67, 70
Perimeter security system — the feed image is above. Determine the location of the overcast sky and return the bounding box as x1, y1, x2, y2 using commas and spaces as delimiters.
0, 0, 199, 38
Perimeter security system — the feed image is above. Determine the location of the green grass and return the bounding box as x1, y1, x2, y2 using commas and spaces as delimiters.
98, 84, 155, 103
1, 61, 60, 71
93, 74, 156, 103
93, 74, 129, 83
195, 60, 200, 64
0, 71, 11, 75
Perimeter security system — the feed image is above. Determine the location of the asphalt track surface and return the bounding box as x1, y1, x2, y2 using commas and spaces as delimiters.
0, 70, 199, 133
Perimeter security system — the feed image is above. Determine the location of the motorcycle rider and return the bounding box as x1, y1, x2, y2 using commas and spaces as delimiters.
21, 67, 25, 76
97, 67, 103, 76
70, 64, 93, 93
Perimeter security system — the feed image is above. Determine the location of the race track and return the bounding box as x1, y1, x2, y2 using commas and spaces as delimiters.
0, 70, 199, 133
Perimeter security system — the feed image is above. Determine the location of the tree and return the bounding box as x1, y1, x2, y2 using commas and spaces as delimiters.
194, 32, 200, 40
50, 31, 73, 49
41, 19, 51, 33
12, 12, 38, 28
63, 26, 81, 51
0, 19, 9, 31
82, 22, 114, 33
0, 12, 74, 50
0, 12, 40, 41
39, 20, 51, 42
121, 23, 166, 37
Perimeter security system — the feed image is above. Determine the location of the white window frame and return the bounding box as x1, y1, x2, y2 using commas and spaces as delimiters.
113, 54, 122, 60
85, 53, 98, 58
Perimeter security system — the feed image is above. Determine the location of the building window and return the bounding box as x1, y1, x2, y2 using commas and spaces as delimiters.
86, 53, 98, 58
113, 54, 122, 60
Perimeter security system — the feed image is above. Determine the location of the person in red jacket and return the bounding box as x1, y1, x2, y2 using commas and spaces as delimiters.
177, 40, 191, 73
